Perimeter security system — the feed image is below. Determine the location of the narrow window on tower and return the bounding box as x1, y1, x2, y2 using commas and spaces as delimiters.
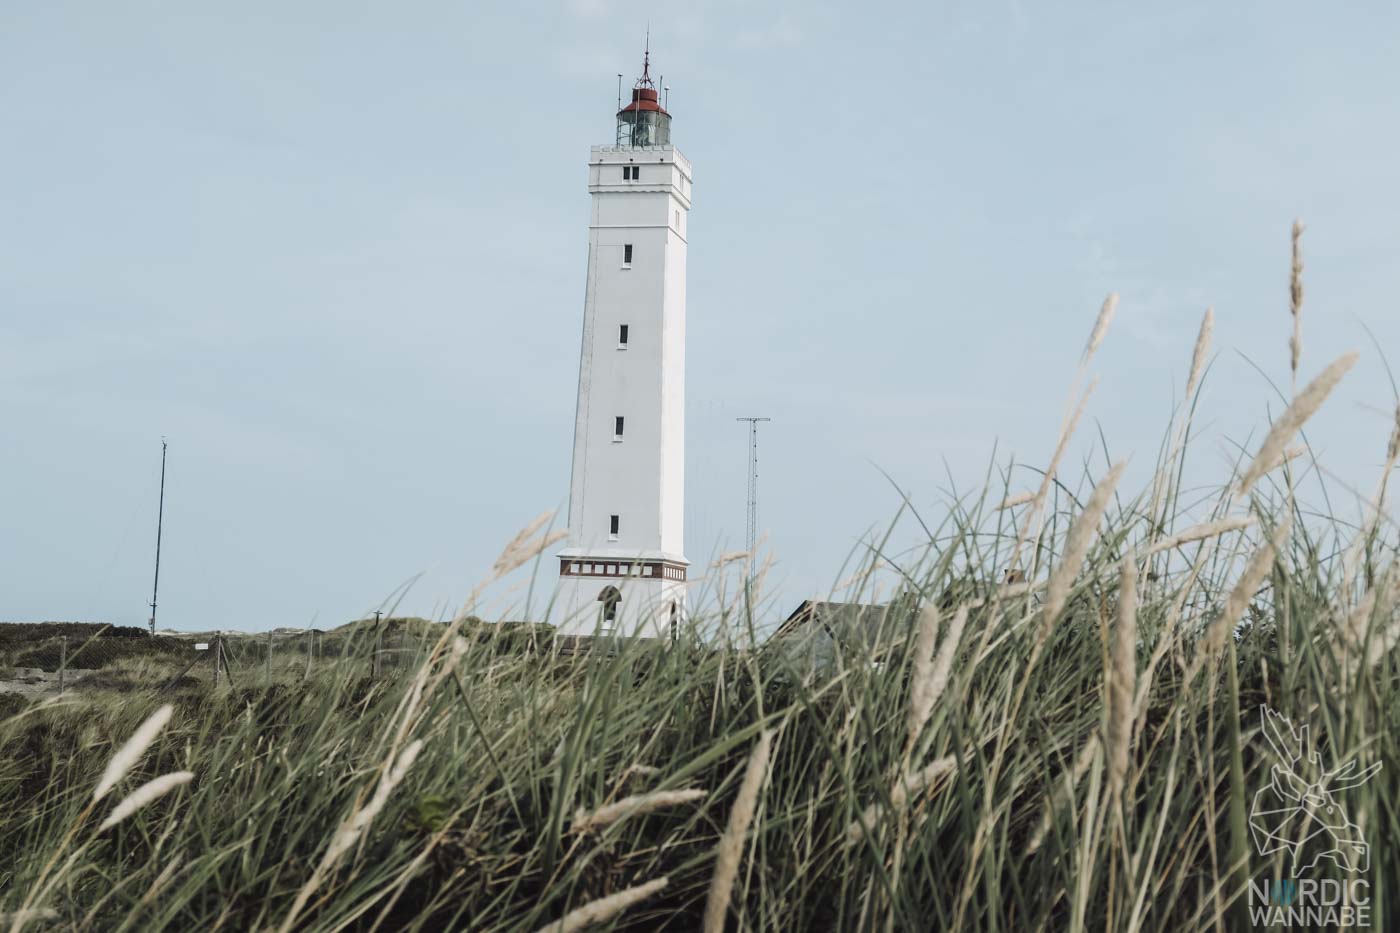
618, 324, 629, 348
609, 514, 620, 540
614, 416, 624, 441
622, 243, 633, 267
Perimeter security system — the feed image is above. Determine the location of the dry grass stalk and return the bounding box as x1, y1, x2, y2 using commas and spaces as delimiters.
996, 491, 1035, 510
890, 755, 959, 809
571, 789, 707, 833
134, 854, 183, 913
1141, 516, 1256, 556
1083, 293, 1119, 365
1016, 379, 1098, 562
1041, 461, 1129, 629
616, 763, 661, 781
1341, 587, 1380, 656
1289, 220, 1305, 380
497, 529, 569, 579
964, 580, 1044, 613
1364, 608, 1400, 673
1339, 408, 1400, 592
1388, 403, 1400, 464
386, 635, 469, 756
98, 771, 193, 831
845, 755, 959, 844
532, 877, 669, 933
1026, 734, 1102, 855
456, 513, 567, 622
1184, 307, 1214, 403
94, 704, 174, 802
906, 605, 940, 743
277, 739, 424, 933
1010, 298, 1116, 572
907, 606, 968, 749
702, 731, 773, 933
1237, 352, 1358, 495
1265, 445, 1307, 473
339, 740, 423, 850
494, 511, 554, 574
1199, 517, 1292, 663
711, 550, 750, 568
1345, 565, 1400, 675
1107, 558, 1137, 819
0, 912, 57, 927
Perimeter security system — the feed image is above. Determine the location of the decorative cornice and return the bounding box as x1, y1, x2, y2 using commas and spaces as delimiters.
559, 558, 687, 582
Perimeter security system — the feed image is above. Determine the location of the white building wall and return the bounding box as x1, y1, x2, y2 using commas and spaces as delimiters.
556, 145, 692, 637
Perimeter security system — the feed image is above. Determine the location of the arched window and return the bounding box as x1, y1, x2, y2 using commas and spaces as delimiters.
598, 586, 621, 624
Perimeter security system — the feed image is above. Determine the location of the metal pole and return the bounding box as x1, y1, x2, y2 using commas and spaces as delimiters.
372, 610, 383, 678
213, 634, 221, 688
149, 439, 168, 636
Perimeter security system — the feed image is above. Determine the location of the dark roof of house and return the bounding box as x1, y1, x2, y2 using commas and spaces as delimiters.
774, 600, 865, 637
768, 598, 924, 671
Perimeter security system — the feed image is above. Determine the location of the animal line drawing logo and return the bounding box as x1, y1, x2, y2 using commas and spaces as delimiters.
1250, 706, 1381, 874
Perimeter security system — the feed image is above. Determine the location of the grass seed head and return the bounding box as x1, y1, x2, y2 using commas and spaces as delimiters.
703, 731, 772, 933
1107, 557, 1137, 810
1084, 293, 1119, 365
532, 877, 670, 933
1201, 516, 1292, 662
907, 606, 968, 749
1185, 307, 1214, 402
93, 704, 174, 802
1290, 219, 1305, 378
1238, 352, 1358, 496
99, 771, 193, 831
1042, 461, 1128, 628
572, 789, 707, 833
1142, 516, 1256, 557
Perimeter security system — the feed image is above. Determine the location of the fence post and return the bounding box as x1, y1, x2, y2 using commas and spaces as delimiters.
58, 636, 67, 694
214, 634, 222, 688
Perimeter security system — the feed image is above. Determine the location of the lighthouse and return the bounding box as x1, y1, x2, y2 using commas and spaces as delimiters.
555, 50, 692, 638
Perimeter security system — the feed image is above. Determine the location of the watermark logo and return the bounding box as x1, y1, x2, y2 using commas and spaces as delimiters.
1248, 705, 1381, 928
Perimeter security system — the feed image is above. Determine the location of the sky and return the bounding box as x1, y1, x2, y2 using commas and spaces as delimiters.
3, 1, 1398, 632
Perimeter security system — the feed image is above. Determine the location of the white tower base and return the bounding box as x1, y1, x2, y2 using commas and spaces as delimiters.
554, 551, 687, 639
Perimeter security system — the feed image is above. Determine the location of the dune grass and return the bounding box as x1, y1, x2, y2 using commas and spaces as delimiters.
2, 232, 1398, 931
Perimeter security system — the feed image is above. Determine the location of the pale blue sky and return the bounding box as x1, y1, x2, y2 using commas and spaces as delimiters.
3, 1, 1398, 631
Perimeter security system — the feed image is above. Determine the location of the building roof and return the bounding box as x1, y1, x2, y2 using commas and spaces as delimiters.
772, 600, 889, 640
769, 599, 921, 671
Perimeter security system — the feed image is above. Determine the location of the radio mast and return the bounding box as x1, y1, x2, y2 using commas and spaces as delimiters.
148, 438, 167, 635
735, 417, 771, 565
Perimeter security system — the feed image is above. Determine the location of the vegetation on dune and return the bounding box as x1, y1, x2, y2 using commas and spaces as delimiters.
2, 230, 1398, 931
0, 624, 191, 674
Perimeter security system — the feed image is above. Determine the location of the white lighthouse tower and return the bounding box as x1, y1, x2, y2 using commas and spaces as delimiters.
555, 50, 692, 639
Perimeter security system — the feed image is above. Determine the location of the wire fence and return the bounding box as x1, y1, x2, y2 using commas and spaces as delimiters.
0, 624, 438, 695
